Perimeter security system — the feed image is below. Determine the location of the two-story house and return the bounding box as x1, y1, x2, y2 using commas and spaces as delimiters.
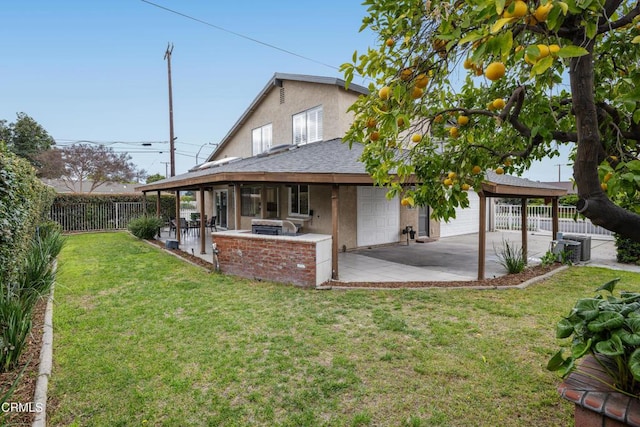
136, 72, 566, 285
139, 73, 425, 250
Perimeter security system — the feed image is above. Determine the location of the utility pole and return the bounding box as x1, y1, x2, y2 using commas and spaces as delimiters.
555, 164, 561, 182
164, 43, 176, 177
161, 161, 170, 178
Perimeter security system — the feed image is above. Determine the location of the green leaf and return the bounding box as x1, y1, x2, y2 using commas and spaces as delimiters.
575, 298, 602, 320
588, 311, 625, 333
632, 35, 640, 44
557, 45, 589, 59
629, 348, 640, 381
595, 335, 625, 356
491, 17, 515, 34
596, 278, 620, 294
556, 318, 575, 338
620, 318, 640, 346
547, 350, 568, 371
531, 56, 554, 75
571, 338, 592, 358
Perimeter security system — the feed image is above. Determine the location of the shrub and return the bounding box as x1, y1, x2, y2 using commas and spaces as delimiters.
540, 250, 558, 267
0, 293, 32, 373
614, 234, 640, 265
127, 216, 164, 240
494, 239, 526, 274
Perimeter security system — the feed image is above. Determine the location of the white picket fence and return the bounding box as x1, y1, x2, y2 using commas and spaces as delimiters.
49, 202, 148, 232
494, 203, 614, 237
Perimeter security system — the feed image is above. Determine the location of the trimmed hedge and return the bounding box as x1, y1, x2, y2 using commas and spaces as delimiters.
0, 143, 56, 286
615, 234, 640, 265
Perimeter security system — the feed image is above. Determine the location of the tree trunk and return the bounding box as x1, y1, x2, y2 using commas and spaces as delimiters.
570, 41, 640, 242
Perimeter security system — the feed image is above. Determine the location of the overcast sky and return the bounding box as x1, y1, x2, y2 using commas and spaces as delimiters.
2, 0, 571, 182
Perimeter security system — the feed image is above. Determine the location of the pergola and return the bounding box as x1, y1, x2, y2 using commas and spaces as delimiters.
477, 174, 567, 280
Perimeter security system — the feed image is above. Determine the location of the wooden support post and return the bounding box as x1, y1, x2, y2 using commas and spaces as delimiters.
331, 184, 339, 280
521, 198, 528, 264
478, 193, 487, 280
156, 190, 161, 217
199, 187, 206, 254
552, 197, 559, 240
175, 190, 181, 244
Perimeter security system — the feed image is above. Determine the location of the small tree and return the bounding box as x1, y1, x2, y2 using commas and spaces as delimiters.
342, 0, 640, 242
58, 144, 136, 193
0, 112, 55, 167
146, 173, 166, 184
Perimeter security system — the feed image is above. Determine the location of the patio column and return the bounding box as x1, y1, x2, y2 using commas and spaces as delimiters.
331, 184, 339, 280
199, 187, 206, 254
552, 197, 559, 240
175, 190, 181, 244
156, 190, 161, 217
478, 192, 487, 280
521, 198, 528, 264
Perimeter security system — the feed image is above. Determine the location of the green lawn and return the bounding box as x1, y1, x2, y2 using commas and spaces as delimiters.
49, 232, 640, 426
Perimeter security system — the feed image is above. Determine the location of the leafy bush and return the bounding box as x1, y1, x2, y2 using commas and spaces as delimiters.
540, 250, 558, 267
0, 143, 56, 286
614, 233, 640, 265
0, 220, 64, 373
0, 293, 32, 373
494, 239, 526, 274
128, 216, 164, 240
548, 278, 640, 397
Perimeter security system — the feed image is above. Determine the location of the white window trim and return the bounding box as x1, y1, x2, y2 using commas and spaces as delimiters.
292, 106, 323, 145
288, 184, 310, 216
252, 123, 273, 155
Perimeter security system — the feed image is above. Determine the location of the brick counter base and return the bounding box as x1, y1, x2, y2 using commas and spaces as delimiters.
213, 233, 321, 287
558, 355, 640, 426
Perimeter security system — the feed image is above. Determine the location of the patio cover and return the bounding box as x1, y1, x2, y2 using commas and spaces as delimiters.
477, 171, 567, 280
136, 140, 567, 281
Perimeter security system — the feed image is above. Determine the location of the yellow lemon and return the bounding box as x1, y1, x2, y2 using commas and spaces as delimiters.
457, 115, 470, 126
378, 86, 391, 100
485, 62, 506, 81
415, 73, 429, 89
492, 98, 506, 109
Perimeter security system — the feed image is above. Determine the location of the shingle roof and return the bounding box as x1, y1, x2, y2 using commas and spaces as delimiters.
136, 139, 370, 191
136, 139, 568, 200
485, 171, 568, 191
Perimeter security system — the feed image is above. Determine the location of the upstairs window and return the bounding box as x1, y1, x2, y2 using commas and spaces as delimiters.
292, 106, 323, 145
252, 123, 272, 155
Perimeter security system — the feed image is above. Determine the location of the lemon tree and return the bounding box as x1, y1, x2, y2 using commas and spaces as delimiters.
341, 0, 640, 241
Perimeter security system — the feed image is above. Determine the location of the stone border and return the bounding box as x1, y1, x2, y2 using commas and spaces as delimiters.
32, 265, 55, 427
323, 265, 569, 291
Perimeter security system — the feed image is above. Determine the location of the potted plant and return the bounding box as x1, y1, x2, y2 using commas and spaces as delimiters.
548, 278, 640, 426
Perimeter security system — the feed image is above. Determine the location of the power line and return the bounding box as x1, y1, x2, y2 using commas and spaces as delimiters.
140, 0, 341, 72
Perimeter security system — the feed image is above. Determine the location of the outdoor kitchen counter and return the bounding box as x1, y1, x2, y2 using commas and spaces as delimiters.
211, 230, 332, 287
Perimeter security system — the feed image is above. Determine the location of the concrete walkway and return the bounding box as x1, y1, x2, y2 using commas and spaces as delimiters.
157, 228, 640, 283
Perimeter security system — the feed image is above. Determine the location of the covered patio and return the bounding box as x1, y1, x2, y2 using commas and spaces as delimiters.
137, 141, 567, 285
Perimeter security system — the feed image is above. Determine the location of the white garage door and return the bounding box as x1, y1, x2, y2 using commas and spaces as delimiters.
440, 191, 480, 237
357, 186, 400, 247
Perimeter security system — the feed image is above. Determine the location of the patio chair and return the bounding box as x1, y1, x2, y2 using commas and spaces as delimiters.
169, 218, 177, 237
207, 216, 218, 232
179, 217, 191, 236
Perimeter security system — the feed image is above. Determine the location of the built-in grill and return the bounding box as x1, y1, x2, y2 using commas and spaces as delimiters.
251, 219, 298, 236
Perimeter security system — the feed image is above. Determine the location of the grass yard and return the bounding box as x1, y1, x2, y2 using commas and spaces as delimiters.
49, 232, 640, 426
